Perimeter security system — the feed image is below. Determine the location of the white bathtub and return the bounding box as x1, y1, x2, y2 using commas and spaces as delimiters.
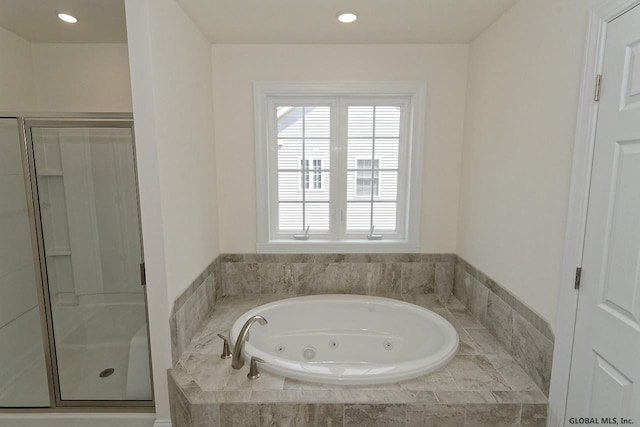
230, 295, 459, 385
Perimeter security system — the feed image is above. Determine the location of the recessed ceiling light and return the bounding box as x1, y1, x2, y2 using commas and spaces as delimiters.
57, 12, 78, 24
337, 11, 358, 24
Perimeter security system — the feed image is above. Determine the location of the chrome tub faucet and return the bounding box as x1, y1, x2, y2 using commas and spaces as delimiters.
231, 315, 268, 370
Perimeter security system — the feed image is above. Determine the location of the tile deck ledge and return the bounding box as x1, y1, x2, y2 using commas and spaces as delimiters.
169, 293, 548, 408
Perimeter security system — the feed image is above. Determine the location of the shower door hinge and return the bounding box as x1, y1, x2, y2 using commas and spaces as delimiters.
140, 262, 147, 286
574, 267, 582, 290
594, 74, 602, 101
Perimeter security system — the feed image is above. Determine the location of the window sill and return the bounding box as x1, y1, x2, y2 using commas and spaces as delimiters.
256, 240, 420, 254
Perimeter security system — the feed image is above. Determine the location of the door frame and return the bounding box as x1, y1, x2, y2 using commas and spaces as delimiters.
549, 1, 640, 425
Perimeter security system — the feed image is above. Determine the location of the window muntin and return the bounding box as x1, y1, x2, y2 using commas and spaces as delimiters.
255, 82, 425, 252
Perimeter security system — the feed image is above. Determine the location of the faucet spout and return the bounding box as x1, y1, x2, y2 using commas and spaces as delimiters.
231, 315, 268, 370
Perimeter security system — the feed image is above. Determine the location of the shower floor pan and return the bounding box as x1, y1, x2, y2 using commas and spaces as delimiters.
0, 301, 150, 404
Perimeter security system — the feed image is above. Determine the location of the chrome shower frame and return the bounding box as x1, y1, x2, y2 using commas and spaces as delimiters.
0, 113, 154, 412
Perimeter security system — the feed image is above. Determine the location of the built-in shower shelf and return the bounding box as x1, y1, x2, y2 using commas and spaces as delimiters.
37, 169, 63, 177
46, 248, 71, 256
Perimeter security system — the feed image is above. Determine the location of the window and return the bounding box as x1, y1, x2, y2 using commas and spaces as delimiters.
255, 82, 426, 252
301, 159, 323, 190
355, 159, 379, 198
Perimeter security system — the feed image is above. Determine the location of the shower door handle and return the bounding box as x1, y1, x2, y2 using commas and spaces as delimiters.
140, 263, 147, 286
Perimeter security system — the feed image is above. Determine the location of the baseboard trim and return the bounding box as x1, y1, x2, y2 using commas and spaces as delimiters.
153, 420, 172, 427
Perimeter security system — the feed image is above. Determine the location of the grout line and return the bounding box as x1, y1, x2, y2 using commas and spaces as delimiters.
517, 403, 523, 426
442, 368, 460, 391
444, 367, 464, 392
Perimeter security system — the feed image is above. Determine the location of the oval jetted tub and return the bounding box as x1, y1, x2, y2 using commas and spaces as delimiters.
230, 295, 459, 385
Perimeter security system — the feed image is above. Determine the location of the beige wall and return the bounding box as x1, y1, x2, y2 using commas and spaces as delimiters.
0, 26, 36, 112
457, 0, 606, 329
146, 1, 219, 305
212, 44, 469, 253
0, 27, 131, 114
0, 28, 132, 113
31, 44, 132, 112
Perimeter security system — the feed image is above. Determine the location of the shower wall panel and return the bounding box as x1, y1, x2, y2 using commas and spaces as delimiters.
34, 128, 143, 303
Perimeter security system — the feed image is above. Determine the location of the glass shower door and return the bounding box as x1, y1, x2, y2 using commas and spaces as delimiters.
0, 118, 50, 407
27, 121, 152, 404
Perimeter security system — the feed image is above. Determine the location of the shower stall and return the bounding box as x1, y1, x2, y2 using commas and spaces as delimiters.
0, 115, 153, 410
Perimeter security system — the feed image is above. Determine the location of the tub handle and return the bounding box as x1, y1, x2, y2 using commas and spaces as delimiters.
247, 356, 265, 380
217, 333, 232, 359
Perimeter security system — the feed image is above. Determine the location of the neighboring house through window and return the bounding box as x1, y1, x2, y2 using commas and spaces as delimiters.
355, 159, 379, 198
255, 82, 426, 252
301, 159, 323, 190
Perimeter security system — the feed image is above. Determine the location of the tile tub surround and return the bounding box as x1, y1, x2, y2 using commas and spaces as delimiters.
170, 254, 455, 364
168, 294, 547, 427
218, 253, 456, 301
453, 257, 554, 396
170, 258, 219, 363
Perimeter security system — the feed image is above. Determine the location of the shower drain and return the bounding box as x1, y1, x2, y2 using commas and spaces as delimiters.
99, 368, 115, 378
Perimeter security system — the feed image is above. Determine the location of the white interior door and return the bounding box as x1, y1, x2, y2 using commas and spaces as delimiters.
566, 4, 640, 423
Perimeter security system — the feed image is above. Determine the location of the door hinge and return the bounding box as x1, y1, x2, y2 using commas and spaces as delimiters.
140, 262, 147, 286
574, 267, 582, 290
594, 74, 602, 101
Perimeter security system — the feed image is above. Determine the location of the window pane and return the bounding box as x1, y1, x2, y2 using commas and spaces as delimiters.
373, 202, 397, 231
313, 160, 322, 189
374, 106, 401, 137
277, 141, 330, 170
277, 139, 302, 169
346, 170, 355, 199
378, 171, 398, 201
348, 106, 373, 137
375, 138, 399, 169
347, 139, 373, 166
347, 202, 371, 231
305, 139, 330, 170
304, 106, 330, 138
278, 172, 303, 201
277, 106, 303, 138
347, 170, 372, 200
301, 159, 309, 189
305, 203, 330, 231
306, 170, 330, 201
279, 203, 303, 231
347, 165, 381, 200
355, 164, 379, 198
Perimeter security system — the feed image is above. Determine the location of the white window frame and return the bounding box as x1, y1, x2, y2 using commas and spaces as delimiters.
254, 81, 426, 253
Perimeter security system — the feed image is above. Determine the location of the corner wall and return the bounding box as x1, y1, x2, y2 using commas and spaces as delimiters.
456, 0, 606, 330
0, 26, 37, 112
0, 27, 131, 114
125, 0, 220, 422
31, 44, 132, 112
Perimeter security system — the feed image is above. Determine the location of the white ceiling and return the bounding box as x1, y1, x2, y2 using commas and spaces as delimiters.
0, 0, 127, 43
175, 0, 521, 44
0, 0, 519, 44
